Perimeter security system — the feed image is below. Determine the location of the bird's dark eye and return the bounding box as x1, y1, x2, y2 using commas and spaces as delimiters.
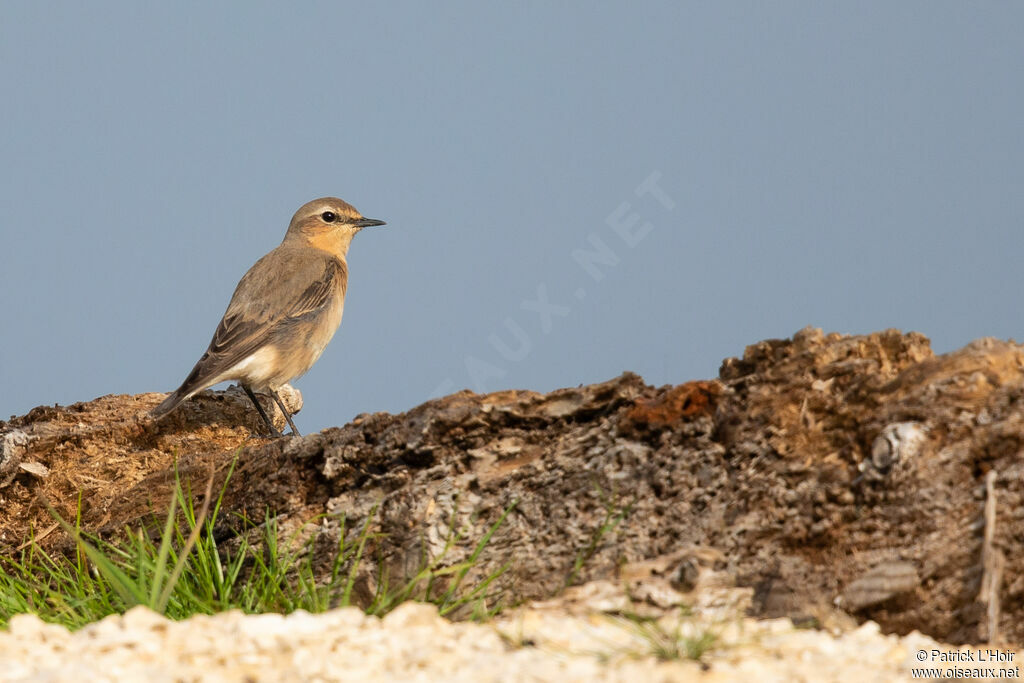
321, 211, 337, 223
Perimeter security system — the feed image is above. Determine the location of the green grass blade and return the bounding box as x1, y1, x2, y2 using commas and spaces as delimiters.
42, 500, 147, 607
148, 487, 180, 607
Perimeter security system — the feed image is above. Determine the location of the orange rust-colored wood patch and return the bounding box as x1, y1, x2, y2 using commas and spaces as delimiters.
622, 380, 723, 431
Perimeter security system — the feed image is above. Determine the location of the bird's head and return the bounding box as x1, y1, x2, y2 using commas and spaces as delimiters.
285, 197, 385, 257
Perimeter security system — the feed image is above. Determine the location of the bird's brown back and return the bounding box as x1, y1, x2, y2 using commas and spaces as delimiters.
170, 244, 348, 400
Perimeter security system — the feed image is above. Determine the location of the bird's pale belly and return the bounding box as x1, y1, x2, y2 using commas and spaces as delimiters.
300, 299, 345, 376
217, 299, 345, 392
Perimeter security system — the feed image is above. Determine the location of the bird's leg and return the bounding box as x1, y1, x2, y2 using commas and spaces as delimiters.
243, 385, 283, 438
269, 388, 301, 437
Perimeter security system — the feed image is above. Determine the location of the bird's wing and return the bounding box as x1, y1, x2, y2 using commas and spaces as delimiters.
172, 249, 347, 396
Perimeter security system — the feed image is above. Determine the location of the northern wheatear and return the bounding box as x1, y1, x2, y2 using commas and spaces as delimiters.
151, 197, 385, 437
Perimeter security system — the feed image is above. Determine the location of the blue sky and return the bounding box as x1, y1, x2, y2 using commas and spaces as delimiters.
2, 3, 1022, 431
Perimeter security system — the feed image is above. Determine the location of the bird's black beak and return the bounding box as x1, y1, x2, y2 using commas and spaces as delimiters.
354, 217, 386, 228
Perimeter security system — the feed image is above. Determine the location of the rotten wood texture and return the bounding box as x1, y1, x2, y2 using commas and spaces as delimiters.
3, 328, 1024, 645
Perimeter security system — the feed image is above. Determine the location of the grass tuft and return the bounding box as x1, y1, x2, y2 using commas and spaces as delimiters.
612, 611, 720, 662
0, 457, 512, 630
565, 485, 635, 588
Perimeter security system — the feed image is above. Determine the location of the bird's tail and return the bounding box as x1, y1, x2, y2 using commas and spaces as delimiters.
150, 389, 185, 419
150, 355, 214, 419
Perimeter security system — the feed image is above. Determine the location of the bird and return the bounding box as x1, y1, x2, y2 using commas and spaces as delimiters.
150, 197, 385, 437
